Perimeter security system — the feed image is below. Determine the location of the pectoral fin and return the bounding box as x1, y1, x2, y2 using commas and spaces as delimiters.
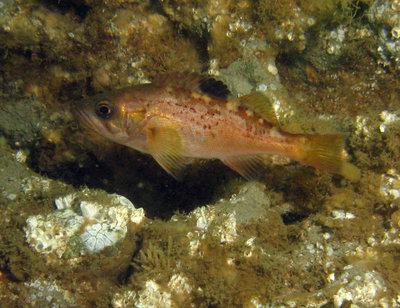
221, 155, 266, 180
152, 152, 189, 180
147, 121, 190, 180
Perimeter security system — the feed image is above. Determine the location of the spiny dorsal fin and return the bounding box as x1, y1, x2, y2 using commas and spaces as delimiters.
239, 92, 280, 127
221, 155, 266, 180
152, 73, 230, 99
147, 119, 191, 180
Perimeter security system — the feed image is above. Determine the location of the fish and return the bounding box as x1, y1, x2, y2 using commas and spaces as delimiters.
75, 73, 360, 182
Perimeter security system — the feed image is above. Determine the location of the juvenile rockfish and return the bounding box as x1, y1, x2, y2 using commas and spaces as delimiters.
76, 73, 360, 181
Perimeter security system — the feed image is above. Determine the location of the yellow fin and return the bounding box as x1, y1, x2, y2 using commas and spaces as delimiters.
239, 92, 279, 127
340, 162, 361, 182
147, 121, 189, 180
300, 134, 360, 182
221, 155, 265, 180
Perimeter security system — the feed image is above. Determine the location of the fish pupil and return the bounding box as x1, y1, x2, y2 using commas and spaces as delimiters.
95, 101, 114, 119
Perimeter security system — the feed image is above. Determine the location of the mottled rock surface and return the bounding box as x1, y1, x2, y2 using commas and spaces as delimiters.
1, 0, 400, 307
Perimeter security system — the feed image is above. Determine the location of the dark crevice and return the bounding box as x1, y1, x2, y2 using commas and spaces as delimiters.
117, 235, 143, 286
349, 0, 370, 20
275, 51, 302, 68
281, 212, 309, 225
199, 77, 230, 98
39, 0, 91, 19
176, 25, 211, 66
27, 144, 230, 220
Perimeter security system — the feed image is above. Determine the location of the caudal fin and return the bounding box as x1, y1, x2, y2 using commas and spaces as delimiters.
299, 134, 360, 182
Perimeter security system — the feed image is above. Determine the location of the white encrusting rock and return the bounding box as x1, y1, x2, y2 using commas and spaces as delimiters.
24, 191, 145, 257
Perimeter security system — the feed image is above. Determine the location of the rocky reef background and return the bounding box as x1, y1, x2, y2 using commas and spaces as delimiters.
1, 0, 400, 306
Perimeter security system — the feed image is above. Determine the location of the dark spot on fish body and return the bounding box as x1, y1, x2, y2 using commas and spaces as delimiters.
206, 109, 215, 117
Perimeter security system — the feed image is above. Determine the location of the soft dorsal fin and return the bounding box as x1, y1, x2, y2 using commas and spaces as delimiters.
239, 92, 280, 127
152, 73, 230, 99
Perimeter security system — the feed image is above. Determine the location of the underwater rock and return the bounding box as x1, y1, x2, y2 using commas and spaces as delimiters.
219, 56, 281, 97
380, 168, 400, 200
25, 190, 145, 257
160, 0, 250, 41
266, 4, 313, 52
379, 110, 400, 132
207, 12, 258, 68
332, 265, 390, 307
188, 182, 271, 251
0, 1, 82, 55
21, 278, 76, 307
304, 24, 375, 72
218, 56, 295, 127
112, 274, 193, 308
132, 280, 174, 307
25, 206, 84, 257
0, 98, 41, 147
0, 142, 73, 205
85, 4, 201, 91
382, 209, 400, 246
368, 0, 400, 70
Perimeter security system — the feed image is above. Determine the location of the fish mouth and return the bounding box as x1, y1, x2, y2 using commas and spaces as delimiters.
74, 105, 140, 145
74, 107, 129, 141
74, 108, 102, 134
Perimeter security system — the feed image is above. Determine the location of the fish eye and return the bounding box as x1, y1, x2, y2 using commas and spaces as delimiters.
95, 101, 114, 119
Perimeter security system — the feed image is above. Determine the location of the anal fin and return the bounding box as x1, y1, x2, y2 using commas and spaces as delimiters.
221, 155, 266, 180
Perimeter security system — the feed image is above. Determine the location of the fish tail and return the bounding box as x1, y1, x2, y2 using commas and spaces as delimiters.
298, 134, 360, 182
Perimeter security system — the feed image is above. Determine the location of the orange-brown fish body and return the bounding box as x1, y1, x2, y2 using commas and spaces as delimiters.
76, 74, 360, 181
